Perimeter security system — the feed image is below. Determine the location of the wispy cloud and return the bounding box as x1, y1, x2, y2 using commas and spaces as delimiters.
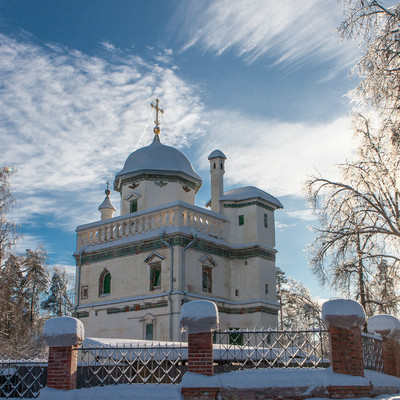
0, 34, 205, 230
196, 110, 356, 198
286, 210, 318, 222
177, 0, 357, 70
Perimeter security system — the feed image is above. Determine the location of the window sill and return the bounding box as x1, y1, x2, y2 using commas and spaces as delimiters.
99, 293, 110, 297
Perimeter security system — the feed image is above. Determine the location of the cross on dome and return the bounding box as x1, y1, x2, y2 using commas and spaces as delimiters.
151, 98, 164, 137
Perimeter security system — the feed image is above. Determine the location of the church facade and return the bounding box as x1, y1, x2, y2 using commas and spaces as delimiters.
74, 101, 283, 341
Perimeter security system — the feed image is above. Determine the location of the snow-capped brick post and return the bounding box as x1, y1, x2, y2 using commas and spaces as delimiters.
322, 299, 366, 377
43, 316, 85, 390
180, 300, 219, 377
368, 314, 400, 377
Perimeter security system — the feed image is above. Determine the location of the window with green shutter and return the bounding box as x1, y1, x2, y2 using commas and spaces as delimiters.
238, 215, 244, 226
130, 199, 138, 213
103, 273, 111, 294
99, 269, 111, 296
150, 263, 161, 291
146, 323, 154, 340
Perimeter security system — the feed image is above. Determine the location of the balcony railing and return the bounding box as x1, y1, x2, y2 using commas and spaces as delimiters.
76, 202, 226, 250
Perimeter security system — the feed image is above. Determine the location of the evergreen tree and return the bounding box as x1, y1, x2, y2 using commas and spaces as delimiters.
23, 247, 48, 325
41, 268, 73, 316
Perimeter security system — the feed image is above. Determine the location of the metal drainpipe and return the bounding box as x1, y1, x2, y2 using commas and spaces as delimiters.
182, 235, 197, 302
74, 252, 83, 312
161, 233, 174, 341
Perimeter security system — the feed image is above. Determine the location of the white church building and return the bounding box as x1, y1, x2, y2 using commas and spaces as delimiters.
74, 100, 283, 341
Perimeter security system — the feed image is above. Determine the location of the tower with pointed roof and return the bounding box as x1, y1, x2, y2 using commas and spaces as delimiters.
74, 100, 282, 341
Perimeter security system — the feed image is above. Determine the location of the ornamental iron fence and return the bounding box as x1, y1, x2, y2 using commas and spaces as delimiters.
362, 333, 384, 373
76, 342, 187, 387
0, 360, 47, 399
213, 328, 330, 374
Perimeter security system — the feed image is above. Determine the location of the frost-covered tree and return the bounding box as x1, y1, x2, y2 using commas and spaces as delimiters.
276, 268, 321, 329
340, 0, 400, 120
0, 166, 20, 267
42, 268, 73, 316
307, 114, 400, 316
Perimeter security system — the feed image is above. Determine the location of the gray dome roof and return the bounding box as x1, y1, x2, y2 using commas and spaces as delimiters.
115, 136, 202, 187
208, 149, 226, 160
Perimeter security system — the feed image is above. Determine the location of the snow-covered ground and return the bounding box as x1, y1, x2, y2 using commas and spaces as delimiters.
32, 368, 400, 400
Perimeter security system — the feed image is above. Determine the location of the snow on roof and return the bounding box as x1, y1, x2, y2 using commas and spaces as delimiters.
98, 196, 116, 211
219, 186, 283, 209
114, 136, 202, 187
368, 314, 400, 340
180, 300, 219, 334
322, 299, 366, 329
208, 149, 226, 160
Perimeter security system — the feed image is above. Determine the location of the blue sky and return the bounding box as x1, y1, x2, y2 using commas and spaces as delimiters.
0, 0, 364, 300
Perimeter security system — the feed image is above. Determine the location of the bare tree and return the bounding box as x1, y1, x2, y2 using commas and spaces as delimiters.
307, 114, 400, 315
276, 268, 321, 329
340, 1, 400, 118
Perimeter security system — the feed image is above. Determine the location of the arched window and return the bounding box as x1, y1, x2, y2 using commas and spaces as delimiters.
99, 269, 111, 296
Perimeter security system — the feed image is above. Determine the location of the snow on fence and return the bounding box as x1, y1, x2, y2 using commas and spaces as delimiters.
361, 333, 384, 373
0, 359, 47, 399
213, 328, 330, 374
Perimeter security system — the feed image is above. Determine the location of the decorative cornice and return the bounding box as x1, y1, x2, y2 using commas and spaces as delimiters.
223, 201, 275, 212
119, 174, 200, 192
75, 299, 278, 318
218, 305, 278, 316
79, 233, 276, 265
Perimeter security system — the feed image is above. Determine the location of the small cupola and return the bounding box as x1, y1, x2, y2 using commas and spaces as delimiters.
98, 182, 116, 220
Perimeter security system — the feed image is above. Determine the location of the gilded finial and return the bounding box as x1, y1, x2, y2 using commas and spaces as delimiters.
105, 181, 111, 197
151, 98, 164, 136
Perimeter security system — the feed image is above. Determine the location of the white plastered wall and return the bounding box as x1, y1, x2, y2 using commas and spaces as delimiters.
120, 180, 195, 215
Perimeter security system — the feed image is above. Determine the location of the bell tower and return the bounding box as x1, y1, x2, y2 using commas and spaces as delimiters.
208, 150, 226, 214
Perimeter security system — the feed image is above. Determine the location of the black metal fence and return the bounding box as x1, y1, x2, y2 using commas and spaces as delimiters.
76, 342, 187, 388
362, 333, 384, 373
0, 329, 387, 397
213, 329, 330, 374
0, 360, 47, 399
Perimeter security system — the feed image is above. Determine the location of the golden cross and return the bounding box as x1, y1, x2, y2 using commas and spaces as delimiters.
151, 98, 164, 135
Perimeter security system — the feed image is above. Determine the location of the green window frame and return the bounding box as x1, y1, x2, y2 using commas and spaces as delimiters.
146, 323, 154, 340
130, 199, 138, 213
103, 273, 111, 294
150, 263, 161, 291
202, 266, 212, 293
264, 213, 268, 228
238, 215, 244, 226
99, 269, 111, 296
229, 328, 243, 346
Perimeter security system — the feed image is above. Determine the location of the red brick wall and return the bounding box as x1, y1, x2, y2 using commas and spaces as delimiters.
329, 326, 364, 377
188, 332, 213, 376
47, 345, 78, 390
381, 339, 400, 377
181, 386, 373, 400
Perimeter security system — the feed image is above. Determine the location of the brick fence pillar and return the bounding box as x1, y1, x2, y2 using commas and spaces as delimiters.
180, 300, 219, 376
322, 299, 366, 377
43, 316, 85, 390
368, 314, 400, 377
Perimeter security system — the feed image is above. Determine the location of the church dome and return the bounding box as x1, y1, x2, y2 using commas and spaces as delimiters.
114, 136, 202, 191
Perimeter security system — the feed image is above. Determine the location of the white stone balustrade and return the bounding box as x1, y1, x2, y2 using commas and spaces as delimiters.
76, 202, 226, 250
